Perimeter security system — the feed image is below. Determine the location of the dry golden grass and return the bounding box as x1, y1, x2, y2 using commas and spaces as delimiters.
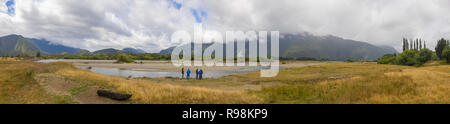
55, 68, 262, 104
0, 57, 19, 61
257, 63, 449, 104
237, 62, 411, 85
0, 60, 76, 104
146, 63, 409, 91
0, 59, 448, 104
381, 66, 450, 103
0, 59, 261, 104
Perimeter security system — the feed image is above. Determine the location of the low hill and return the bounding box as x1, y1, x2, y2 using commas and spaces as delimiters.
93, 48, 121, 55
75, 49, 93, 56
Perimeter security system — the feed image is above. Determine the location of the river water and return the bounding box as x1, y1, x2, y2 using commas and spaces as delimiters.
37, 59, 272, 78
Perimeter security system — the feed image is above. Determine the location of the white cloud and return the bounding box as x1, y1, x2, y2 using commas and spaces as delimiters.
197, 0, 450, 50
0, 0, 449, 52
0, 0, 7, 13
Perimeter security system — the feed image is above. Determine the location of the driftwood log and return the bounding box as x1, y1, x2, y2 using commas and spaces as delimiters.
97, 90, 132, 101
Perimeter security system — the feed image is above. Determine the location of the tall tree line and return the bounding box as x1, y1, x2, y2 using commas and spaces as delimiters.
402, 38, 427, 51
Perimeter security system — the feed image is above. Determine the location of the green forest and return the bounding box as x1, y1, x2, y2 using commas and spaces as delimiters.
378, 38, 450, 66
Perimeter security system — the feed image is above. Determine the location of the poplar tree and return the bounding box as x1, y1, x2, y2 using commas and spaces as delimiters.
419, 39, 422, 50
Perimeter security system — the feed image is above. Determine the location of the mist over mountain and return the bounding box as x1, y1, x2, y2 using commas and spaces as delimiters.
279, 33, 397, 60
30, 38, 81, 55
159, 33, 397, 61
0, 34, 82, 56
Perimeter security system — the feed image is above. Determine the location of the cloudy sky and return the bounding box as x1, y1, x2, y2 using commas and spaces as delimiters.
0, 0, 449, 52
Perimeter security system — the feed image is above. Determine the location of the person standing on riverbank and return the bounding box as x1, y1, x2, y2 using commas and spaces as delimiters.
199, 69, 203, 80
195, 69, 199, 80
186, 68, 191, 80
181, 68, 184, 79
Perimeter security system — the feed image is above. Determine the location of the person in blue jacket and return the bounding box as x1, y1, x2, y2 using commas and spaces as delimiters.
186, 68, 191, 80
198, 69, 203, 80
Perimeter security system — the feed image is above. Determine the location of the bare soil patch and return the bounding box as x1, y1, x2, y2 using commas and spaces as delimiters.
35, 74, 129, 104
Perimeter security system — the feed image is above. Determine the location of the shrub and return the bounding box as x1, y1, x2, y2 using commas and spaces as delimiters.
345, 59, 355, 63
442, 46, 450, 63
396, 50, 419, 66
435, 38, 449, 59
432, 52, 440, 61
116, 52, 134, 63
381, 49, 434, 66
417, 48, 433, 64
378, 54, 397, 64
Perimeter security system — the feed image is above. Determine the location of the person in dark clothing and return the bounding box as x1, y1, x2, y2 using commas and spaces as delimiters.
199, 69, 203, 80
181, 68, 184, 79
195, 69, 199, 80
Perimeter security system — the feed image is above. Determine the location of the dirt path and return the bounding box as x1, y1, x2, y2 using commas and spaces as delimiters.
34, 74, 129, 104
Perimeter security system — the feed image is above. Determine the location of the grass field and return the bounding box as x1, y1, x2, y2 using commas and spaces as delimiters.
0, 58, 448, 104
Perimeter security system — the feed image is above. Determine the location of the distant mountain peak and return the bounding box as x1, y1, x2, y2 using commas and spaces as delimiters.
0, 34, 40, 56
122, 48, 147, 54
5, 34, 24, 37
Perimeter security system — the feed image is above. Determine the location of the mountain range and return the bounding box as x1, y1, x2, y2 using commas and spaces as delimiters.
0, 34, 397, 60
159, 33, 398, 61
0, 34, 147, 56
279, 33, 397, 60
